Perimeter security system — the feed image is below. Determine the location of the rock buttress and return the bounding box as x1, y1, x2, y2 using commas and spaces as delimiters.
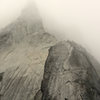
41, 41, 100, 100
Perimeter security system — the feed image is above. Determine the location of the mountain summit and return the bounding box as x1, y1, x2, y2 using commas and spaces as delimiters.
0, 3, 57, 72
0, 3, 45, 45
0, 3, 57, 100
0, 3, 100, 100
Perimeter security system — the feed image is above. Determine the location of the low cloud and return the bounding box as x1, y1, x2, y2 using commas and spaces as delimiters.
0, 0, 100, 62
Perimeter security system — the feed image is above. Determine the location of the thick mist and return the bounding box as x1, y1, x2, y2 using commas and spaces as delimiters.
0, 0, 100, 62
35, 0, 100, 62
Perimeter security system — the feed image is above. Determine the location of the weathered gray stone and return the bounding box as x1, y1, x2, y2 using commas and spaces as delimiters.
0, 3, 57, 100
41, 41, 100, 100
0, 2, 100, 100
0, 32, 56, 100
0, 65, 42, 100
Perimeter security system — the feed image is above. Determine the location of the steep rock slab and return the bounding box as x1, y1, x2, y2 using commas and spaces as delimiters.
0, 3, 57, 72
41, 41, 100, 100
0, 3, 57, 100
0, 37, 57, 100
0, 64, 43, 100
0, 33, 56, 100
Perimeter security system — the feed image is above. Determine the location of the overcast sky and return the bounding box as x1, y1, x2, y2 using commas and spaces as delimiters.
0, 0, 100, 62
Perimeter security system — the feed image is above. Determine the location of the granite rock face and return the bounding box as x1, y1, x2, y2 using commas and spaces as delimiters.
0, 64, 42, 100
0, 4, 57, 100
41, 41, 100, 100
0, 3, 57, 72
0, 3, 100, 100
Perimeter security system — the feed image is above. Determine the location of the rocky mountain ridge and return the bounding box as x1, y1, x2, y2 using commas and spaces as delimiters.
40, 41, 100, 100
0, 3, 99, 100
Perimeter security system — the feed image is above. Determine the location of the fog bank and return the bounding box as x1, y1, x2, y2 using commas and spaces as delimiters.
0, 0, 100, 62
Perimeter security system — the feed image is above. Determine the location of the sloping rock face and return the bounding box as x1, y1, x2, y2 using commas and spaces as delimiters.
0, 3, 57, 72
0, 64, 43, 100
0, 3, 100, 100
0, 3, 57, 100
41, 41, 100, 100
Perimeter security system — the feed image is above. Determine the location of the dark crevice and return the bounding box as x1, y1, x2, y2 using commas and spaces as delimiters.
0, 72, 4, 82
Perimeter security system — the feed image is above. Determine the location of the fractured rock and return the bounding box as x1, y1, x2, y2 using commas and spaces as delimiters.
0, 3, 57, 100
41, 41, 100, 100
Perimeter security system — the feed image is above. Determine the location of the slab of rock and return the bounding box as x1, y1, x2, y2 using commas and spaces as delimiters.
41, 41, 100, 100
0, 3, 57, 100
0, 2, 57, 72
0, 64, 43, 100
0, 32, 56, 100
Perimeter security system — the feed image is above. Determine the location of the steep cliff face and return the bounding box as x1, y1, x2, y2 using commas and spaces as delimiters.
40, 41, 100, 100
0, 64, 43, 100
0, 3, 57, 72
0, 3, 57, 100
0, 3, 100, 100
